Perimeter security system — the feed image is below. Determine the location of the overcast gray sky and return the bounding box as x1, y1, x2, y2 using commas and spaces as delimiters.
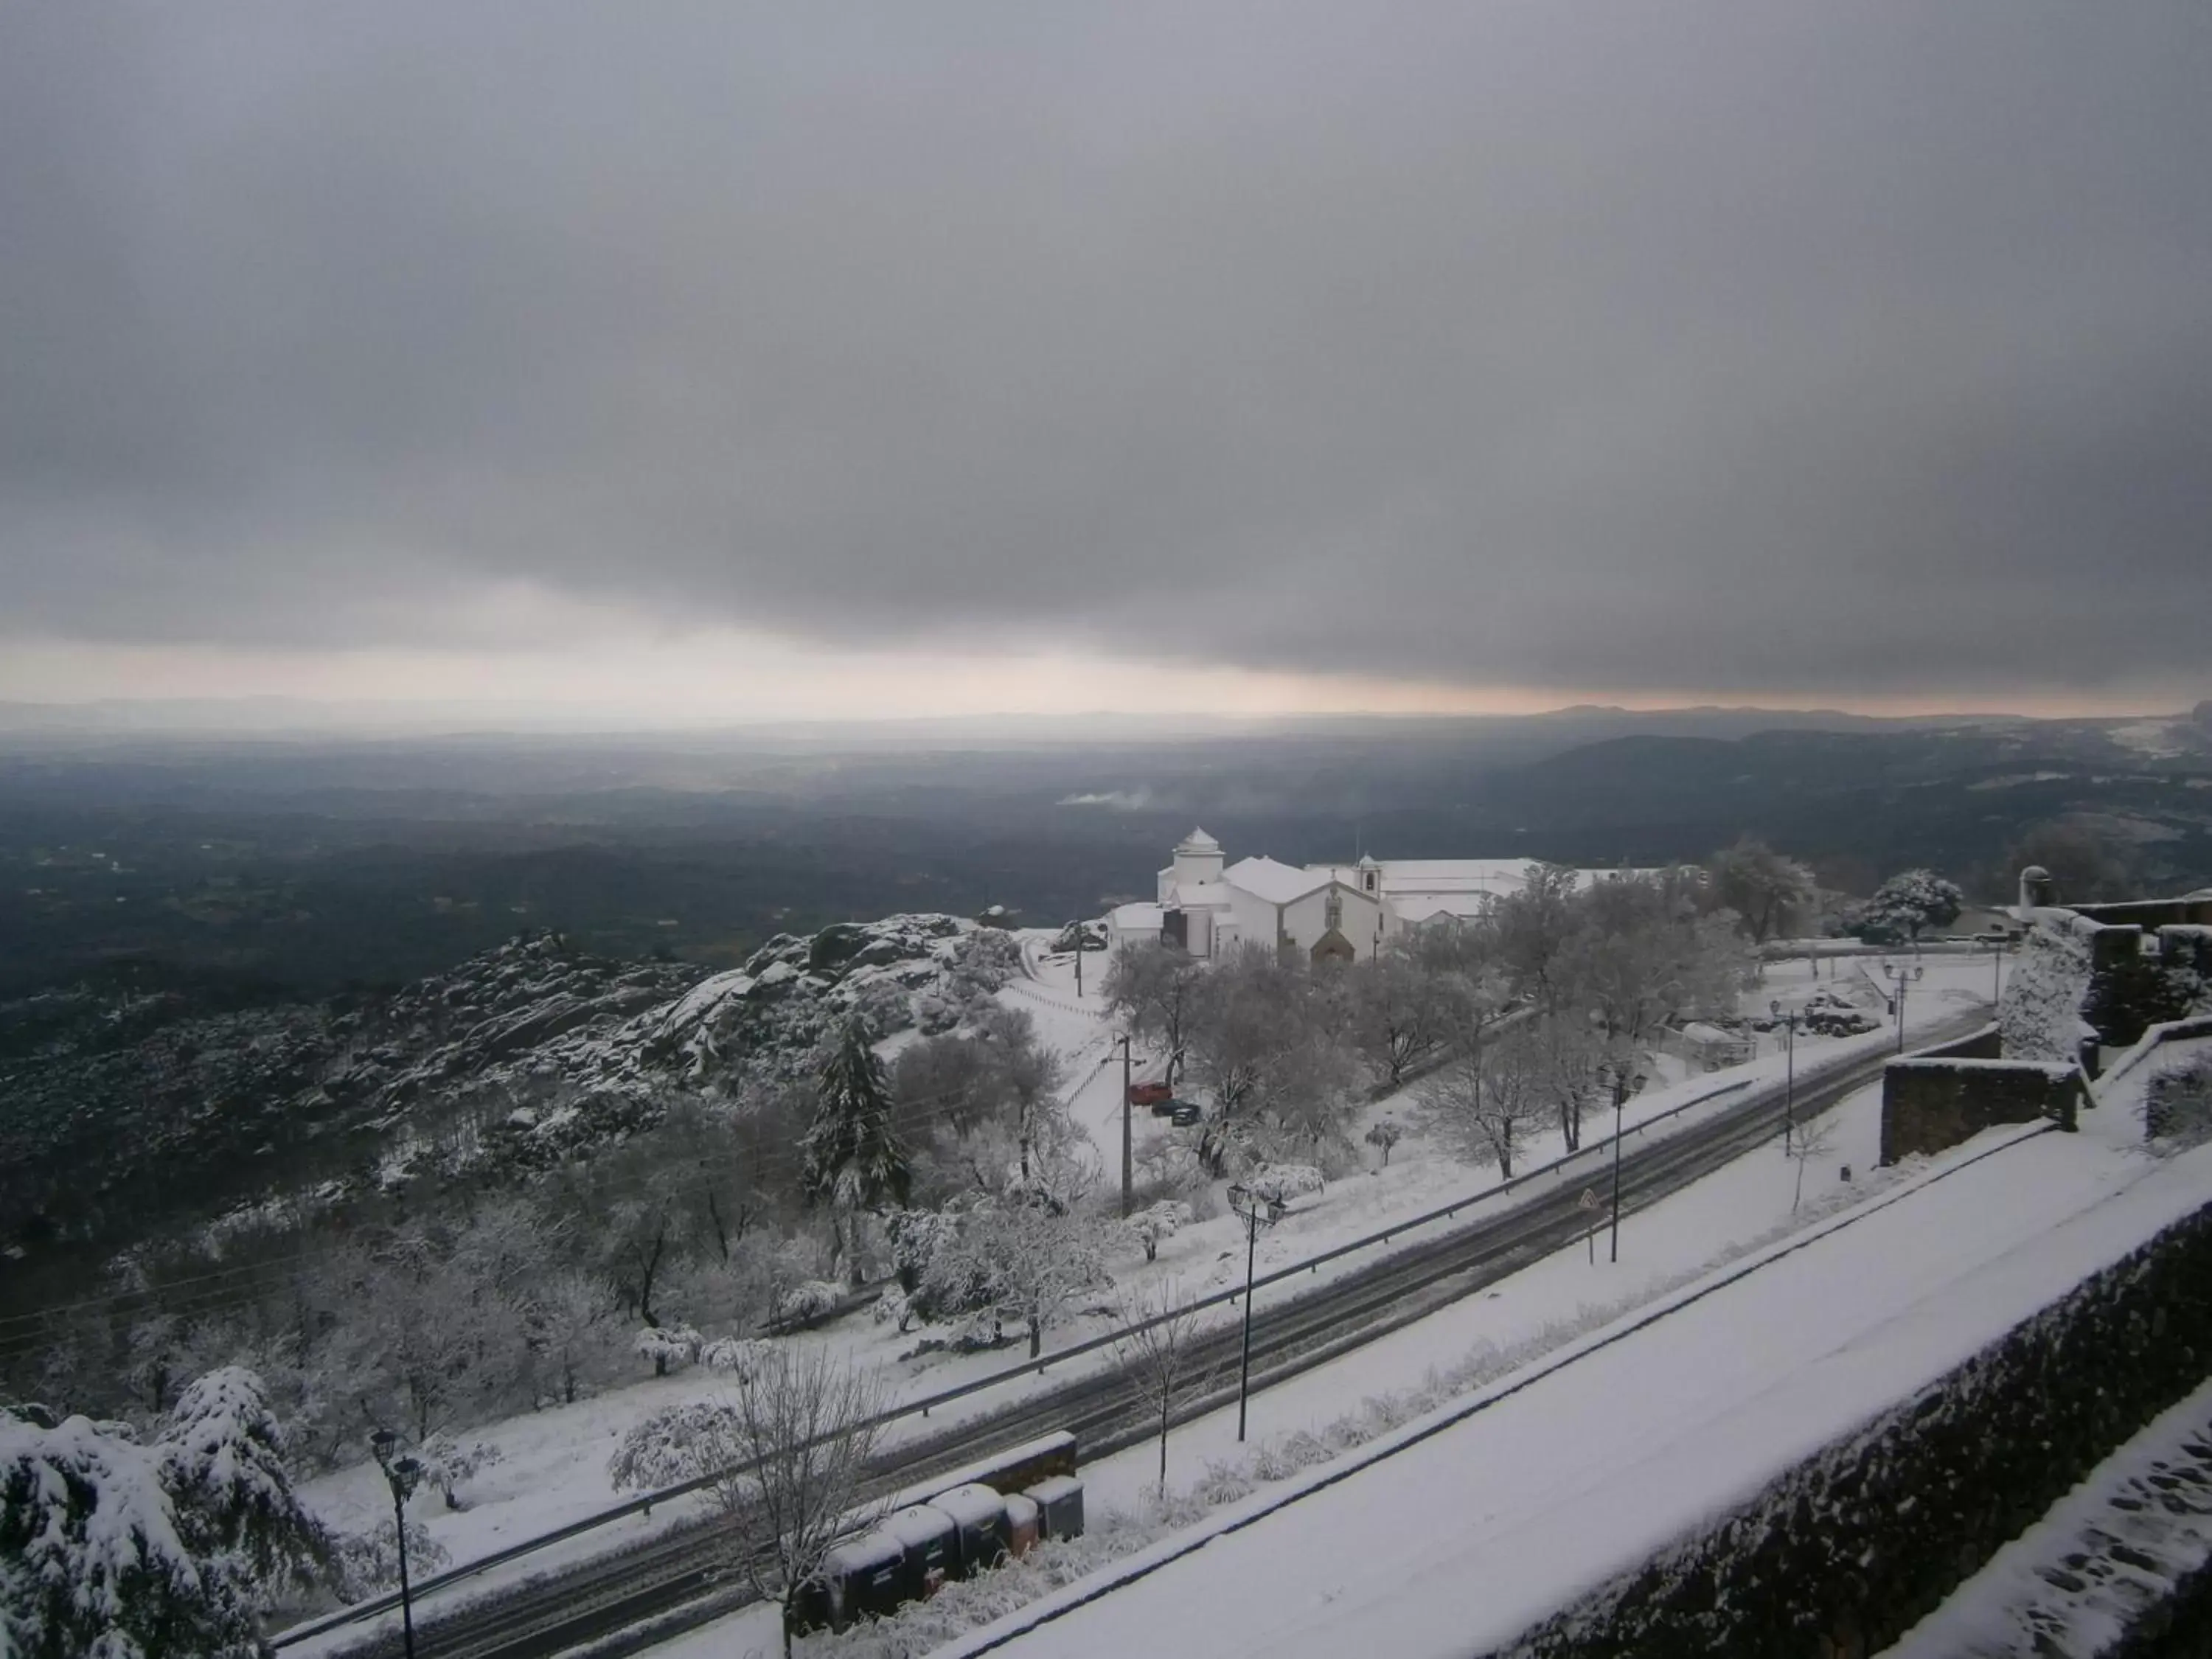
3, 1, 2208, 718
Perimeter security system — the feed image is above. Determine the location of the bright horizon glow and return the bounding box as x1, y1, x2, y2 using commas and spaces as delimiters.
0, 632, 2188, 729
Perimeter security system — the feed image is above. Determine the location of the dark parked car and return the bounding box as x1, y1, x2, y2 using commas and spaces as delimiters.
1167, 1099, 1203, 1127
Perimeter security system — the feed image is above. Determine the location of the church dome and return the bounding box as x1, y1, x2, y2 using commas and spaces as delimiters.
1177, 827, 1220, 854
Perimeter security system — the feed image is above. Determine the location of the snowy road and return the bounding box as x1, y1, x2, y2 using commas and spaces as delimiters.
958, 1130, 2212, 1659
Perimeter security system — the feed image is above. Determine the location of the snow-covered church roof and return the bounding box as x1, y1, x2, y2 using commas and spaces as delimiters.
1176, 827, 1221, 853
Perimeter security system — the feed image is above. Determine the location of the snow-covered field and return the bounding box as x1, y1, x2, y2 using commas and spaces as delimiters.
932, 1092, 2200, 1659
287, 940, 2003, 1649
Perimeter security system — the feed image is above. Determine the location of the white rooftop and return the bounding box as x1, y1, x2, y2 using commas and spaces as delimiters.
1223, 856, 1336, 906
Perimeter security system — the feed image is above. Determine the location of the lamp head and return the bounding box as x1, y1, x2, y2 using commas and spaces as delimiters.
371, 1427, 397, 1467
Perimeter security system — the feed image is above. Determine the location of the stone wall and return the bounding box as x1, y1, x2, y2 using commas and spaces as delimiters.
2000, 910, 2211, 1064
1879, 1055, 2082, 1164
1484, 1199, 2212, 1659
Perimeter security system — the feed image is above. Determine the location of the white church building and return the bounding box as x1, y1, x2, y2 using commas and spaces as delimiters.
1109, 828, 1641, 964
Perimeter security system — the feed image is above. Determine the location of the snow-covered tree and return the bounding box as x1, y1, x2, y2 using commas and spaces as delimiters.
801, 1020, 913, 1284
971, 1203, 1113, 1359
1102, 940, 1205, 1088
1, 1410, 263, 1658
1186, 945, 1362, 1176
1122, 1200, 1194, 1263
1705, 838, 1819, 944
159, 1366, 332, 1599
1345, 945, 1453, 1088
1363, 1118, 1404, 1166
1416, 1027, 1543, 1177
528, 1270, 624, 1406
1860, 869, 1965, 945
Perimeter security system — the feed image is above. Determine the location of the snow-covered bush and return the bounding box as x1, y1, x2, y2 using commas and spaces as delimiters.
413, 1433, 502, 1510
2146, 1052, 2212, 1147
698, 1335, 775, 1377
872, 1285, 918, 1333
607, 1400, 739, 1492
334, 1516, 452, 1599
771, 1279, 850, 1328
1121, 1200, 1193, 1263
633, 1324, 703, 1377
1237, 1164, 1325, 1208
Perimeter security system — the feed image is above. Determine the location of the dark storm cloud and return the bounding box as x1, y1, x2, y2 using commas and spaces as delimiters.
3, 2, 2208, 698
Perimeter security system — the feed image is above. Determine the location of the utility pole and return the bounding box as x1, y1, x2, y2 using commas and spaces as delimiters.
1073, 922, 1082, 998
1105, 1033, 1133, 1217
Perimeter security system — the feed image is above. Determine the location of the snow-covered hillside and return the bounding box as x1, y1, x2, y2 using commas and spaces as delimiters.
1, 917, 1024, 1245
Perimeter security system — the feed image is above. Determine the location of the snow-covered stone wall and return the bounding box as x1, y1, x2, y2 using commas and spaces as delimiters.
1483, 1197, 2212, 1659
1879, 1054, 2083, 1164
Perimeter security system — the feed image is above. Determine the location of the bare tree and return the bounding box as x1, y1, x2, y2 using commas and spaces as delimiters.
1111, 1280, 1213, 1500
713, 1348, 890, 1659
1787, 1110, 1836, 1211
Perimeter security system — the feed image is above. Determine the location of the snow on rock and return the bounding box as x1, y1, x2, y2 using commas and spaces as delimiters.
2000, 914, 2098, 1062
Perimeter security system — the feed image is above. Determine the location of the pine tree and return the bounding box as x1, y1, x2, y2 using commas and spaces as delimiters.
160, 1366, 332, 1599
801, 1021, 912, 1283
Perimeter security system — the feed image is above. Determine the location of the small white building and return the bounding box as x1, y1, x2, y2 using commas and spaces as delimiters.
1120, 829, 1649, 963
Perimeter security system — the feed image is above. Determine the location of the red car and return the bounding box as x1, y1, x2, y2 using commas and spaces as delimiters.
1127, 1080, 1173, 1108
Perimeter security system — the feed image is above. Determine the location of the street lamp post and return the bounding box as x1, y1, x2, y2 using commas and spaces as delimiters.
1882, 961, 1924, 1054
371, 1430, 424, 1659
1072, 923, 1082, 998
1225, 1182, 1284, 1441
1769, 1000, 1799, 1154
1600, 1060, 1649, 1265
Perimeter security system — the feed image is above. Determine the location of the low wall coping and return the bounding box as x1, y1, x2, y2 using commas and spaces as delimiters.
1887, 1057, 2081, 1079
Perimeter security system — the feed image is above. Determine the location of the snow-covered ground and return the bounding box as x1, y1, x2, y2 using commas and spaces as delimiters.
639, 1054, 2034, 1658
931, 1098, 2205, 1659
287, 939, 2001, 1647
1879, 1373, 2212, 1659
